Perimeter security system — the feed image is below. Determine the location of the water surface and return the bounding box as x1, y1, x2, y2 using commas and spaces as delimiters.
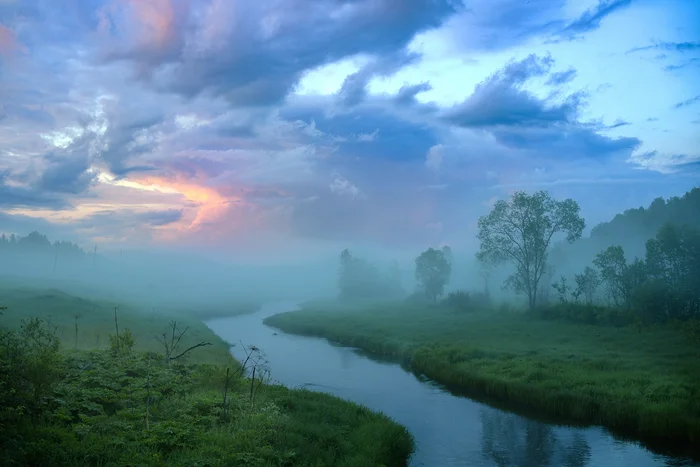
206, 302, 698, 467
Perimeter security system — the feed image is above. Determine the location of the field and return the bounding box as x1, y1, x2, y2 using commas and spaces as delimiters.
264, 301, 700, 453
0, 287, 413, 466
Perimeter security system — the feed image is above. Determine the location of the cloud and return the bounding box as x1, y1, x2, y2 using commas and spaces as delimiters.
425, 144, 444, 172
442, 54, 580, 128
394, 82, 433, 106
546, 68, 576, 85
423, 0, 632, 54
629, 150, 700, 173
627, 40, 700, 54
338, 50, 420, 106
0, 180, 69, 210
559, 0, 632, 37
0, 23, 23, 55
674, 95, 700, 109
96, 0, 459, 107
0, 0, 696, 251
605, 119, 631, 129
137, 208, 183, 227
329, 174, 361, 199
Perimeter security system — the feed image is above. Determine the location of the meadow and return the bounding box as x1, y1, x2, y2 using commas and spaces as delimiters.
264, 301, 700, 454
0, 287, 413, 466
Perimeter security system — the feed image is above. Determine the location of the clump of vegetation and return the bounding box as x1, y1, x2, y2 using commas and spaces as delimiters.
0, 289, 414, 466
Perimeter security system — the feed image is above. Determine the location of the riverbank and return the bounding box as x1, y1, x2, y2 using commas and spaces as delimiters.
264, 301, 700, 455
0, 287, 414, 466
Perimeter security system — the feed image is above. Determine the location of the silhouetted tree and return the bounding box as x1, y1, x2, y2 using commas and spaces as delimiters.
415, 247, 451, 302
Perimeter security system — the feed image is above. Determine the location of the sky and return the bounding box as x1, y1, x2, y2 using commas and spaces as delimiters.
1, 0, 699, 262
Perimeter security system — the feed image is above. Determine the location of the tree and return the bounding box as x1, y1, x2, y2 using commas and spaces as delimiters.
476, 191, 585, 310
593, 246, 647, 309
415, 247, 451, 302
644, 223, 700, 318
573, 266, 600, 305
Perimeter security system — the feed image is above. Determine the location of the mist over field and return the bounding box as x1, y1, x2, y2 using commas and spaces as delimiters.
1, 0, 700, 465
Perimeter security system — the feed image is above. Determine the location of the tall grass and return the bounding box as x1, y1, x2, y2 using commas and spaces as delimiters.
264, 302, 700, 454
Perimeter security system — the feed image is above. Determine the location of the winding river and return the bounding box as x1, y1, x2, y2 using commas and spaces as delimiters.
206, 302, 699, 467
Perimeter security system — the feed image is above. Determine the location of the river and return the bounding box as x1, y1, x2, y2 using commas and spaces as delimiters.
206, 302, 699, 467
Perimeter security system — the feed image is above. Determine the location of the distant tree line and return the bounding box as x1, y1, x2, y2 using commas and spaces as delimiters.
0, 231, 87, 259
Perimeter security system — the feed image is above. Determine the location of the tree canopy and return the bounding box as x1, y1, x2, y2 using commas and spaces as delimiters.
415, 247, 452, 302
476, 190, 585, 309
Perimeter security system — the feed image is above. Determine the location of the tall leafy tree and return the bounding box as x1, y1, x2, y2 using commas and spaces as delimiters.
476, 191, 585, 309
415, 247, 451, 302
644, 223, 700, 318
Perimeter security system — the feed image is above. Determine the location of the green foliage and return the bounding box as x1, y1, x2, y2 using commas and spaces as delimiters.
0, 287, 413, 466
266, 303, 700, 450
592, 223, 700, 323
108, 328, 135, 356
0, 348, 412, 466
534, 303, 636, 327
442, 291, 472, 312
441, 290, 491, 313
644, 223, 700, 319
414, 247, 452, 302
476, 190, 585, 309
0, 318, 63, 434
573, 267, 600, 305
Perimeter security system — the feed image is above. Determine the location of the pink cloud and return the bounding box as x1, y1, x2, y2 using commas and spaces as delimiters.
0, 24, 24, 56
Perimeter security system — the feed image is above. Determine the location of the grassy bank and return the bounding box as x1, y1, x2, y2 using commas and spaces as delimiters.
0, 287, 413, 466
264, 302, 700, 453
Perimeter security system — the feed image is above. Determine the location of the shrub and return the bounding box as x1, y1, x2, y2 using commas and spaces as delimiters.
442, 291, 472, 312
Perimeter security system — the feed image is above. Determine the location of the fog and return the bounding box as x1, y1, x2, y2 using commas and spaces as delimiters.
4, 187, 697, 310
0, 188, 684, 307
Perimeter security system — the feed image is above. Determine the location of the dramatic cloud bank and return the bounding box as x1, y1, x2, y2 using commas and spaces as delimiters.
1, 0, 698, 260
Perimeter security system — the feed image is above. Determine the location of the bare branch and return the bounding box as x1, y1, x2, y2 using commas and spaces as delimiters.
169, 341, 212, 361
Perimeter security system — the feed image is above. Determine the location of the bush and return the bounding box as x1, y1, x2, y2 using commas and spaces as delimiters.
442, 291, 472, 312
1, 318, 63, 436
534, 303, 635, 327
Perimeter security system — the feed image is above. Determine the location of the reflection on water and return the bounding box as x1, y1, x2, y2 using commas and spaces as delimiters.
206, 303, 699, 467
480, 410, 591, 467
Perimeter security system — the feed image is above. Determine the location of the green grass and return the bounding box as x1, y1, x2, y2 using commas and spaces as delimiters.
0, 287, 413, 466
264, 301, 700, 452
